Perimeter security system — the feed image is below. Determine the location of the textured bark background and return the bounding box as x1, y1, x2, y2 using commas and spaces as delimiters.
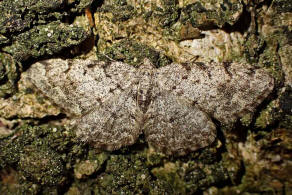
0, 0, 291, 194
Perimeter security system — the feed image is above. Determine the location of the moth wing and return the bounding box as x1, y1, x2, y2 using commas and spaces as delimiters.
155, 62, 274, 124
27, 59, 138, 116
73, 89, 143, 151
144, 92, 216, 156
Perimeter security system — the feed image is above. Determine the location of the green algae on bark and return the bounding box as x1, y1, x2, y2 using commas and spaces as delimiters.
97, 39, 172, 67
0, 0, 94, 36
256, 86, 292, 129
18, 145, 65, 186
0, 124, 86, 193
153, 0, 180, 28
0, 124, 86, 187
151, 160, 229, 194
0, 53, 20, 98
98, 0, 137, 23
243, 0, 291, 85
66, 141, 231, 195
3, 22, 90, 62
0, 168, 41, 195
0, 0, 64, 35
74, 152, 108, 179
180, 0, 243, 29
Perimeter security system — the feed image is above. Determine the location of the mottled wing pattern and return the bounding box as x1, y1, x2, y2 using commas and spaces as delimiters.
27, 59, 138, 116
73, 89, 144, 151
27, 59, 143, 150
155, 62, 274, 125
144, 92, 216, 155
27, 58, 274, 155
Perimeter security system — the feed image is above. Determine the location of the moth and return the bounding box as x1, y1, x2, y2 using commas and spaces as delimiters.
27, 58, 274, 155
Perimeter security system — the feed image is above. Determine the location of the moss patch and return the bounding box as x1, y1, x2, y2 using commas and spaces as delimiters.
97, 39, 172, 67
0, 53, 20, 98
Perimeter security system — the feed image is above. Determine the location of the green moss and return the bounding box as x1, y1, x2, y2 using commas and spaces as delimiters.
221, 152, 243, 185
197, 146, 220, 164
66, 141, 229, 194
0, 124, 86, 184
97, 39, 172, 67
74, 152, 108, 179
255, 100, 281, 129
153, 0, 180, 27
240, 113, 253, 127
151, 162, 186, 194
0, 53, 20, 97
243, 31, 284, 86
94, 152, 152, 194
0, 170, 41, 195
0, 0, 93, 36
254, 86, 291, 130
180, 0, 242, 29
151, 160, 229, 194
18, 145, 65, 186
73, 0, 94, 12
243, 34, 266, 64
3, 21, 89, 61
249, 0, 291, 85
0, 0, 58, 34
147, 152, 165, 167
97, 0, 136, 23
